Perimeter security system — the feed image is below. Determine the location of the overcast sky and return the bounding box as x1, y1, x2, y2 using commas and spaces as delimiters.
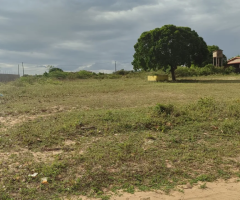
0, 0, 239, 75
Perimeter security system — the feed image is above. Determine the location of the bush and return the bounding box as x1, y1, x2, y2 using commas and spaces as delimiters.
224, 66, 235, 74
114, 69, 132, 75
204, 64, 215, 70
149, 69, 169, 76
175, 65, 236, 77
77, 70, 96, 79
199, 67, 212, 76
175, 67, 198, 77
47, 71, 68, 79
13, 75, 51, 85
49, 67, 63, 73
154, 103, 174, 115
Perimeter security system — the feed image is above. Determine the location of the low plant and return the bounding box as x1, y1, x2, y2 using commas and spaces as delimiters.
175, 64, 236, 77
199, 183, 207, 189
153, 103, 174, 115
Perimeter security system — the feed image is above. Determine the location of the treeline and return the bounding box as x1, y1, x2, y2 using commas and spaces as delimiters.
42, 68, 135, 79
19, 64, 236, 84
44, 64, 236, 79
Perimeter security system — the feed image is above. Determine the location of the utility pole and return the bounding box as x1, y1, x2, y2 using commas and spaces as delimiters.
22, 62, 24, 76
115, 61, 116, 72
18, 64, 19, 76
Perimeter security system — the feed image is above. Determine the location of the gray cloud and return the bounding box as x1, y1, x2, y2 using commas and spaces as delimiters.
0, 0, 240, 75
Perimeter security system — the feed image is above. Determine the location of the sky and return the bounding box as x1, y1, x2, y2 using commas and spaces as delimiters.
0, 0, 240, 75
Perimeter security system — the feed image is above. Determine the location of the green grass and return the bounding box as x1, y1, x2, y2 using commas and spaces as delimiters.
1, 74, 240, 199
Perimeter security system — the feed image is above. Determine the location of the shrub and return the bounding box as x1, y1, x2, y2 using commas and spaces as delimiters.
197, 97, 216, 108
77, 70, 96, 79
149, 69, 169, 76
154, 103, 174, 115
175, 67, 198, 77
114, 69, 132, 75
13, 75, 50, 85
175, 64, 236, 77
224, 66, 235, 74
204, 64, 215, 70
48, 71, 68, 79
199, 67, 212, 76
49, 67, 63, 73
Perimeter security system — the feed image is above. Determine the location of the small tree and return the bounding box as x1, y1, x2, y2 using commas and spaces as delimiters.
132, 25, 208, 80
46, 65, 63, 73
49, 67, 63, 73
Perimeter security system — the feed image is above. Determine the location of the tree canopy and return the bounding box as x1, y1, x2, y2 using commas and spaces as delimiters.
48, 66, 63, 73
132, 25, 208, 80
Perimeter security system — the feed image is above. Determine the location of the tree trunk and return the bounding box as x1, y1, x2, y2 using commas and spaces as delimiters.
170, 66, 176, 81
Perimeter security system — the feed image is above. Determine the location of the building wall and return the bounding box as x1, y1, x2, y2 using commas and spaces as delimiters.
231, 64, 240, 73
0, 74, 20, 82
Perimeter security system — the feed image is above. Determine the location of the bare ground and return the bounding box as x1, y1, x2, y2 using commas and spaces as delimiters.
65, 178, 240, 200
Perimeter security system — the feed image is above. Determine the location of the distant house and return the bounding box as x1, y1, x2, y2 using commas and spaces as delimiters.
227, 57, 240, 72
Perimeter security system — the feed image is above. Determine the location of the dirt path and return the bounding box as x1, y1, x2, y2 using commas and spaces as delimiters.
111, 178, 240, 200
67, 178, 240, 200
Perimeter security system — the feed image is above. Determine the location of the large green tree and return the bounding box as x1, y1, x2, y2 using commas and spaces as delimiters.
132, 25, 208, 80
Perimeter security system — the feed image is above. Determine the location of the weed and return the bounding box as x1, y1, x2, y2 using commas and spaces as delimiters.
0, 190, 13, 200
191, 174, 214, 184
197, 97, 215, 108
154, 103, 174, 115
178, 189, 184, 193
146, 133, 157, 140
98, 195, 111, 200
199, 183, 207, 189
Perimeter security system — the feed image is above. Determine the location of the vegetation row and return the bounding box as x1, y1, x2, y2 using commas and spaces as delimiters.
21, 64, 236, 84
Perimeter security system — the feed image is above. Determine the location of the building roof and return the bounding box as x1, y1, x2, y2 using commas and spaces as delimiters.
227, 57, 240, 65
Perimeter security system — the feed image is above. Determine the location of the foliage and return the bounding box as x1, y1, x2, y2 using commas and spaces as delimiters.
43, 70, 98, 79
154, 103, 174, 115
47, 71, 68, 79
49, 67, 63, 73
77, 70, 97, 78
46, 65, 64, 73
132, 24, 208, 80
8, 65, 237, 87
228, 55, 240, 60
113, 69, 132, 75
175, 65, 235, 77
203, 45, 227, 66
0, 190, 13, 200
44, 65, 65, 78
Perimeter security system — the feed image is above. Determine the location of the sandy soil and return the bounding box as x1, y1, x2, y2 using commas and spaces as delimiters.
66, 178, 240, 200
111, 178, 240, 200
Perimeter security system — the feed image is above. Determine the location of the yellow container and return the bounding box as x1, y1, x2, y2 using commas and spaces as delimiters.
148, 75, 168, 82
